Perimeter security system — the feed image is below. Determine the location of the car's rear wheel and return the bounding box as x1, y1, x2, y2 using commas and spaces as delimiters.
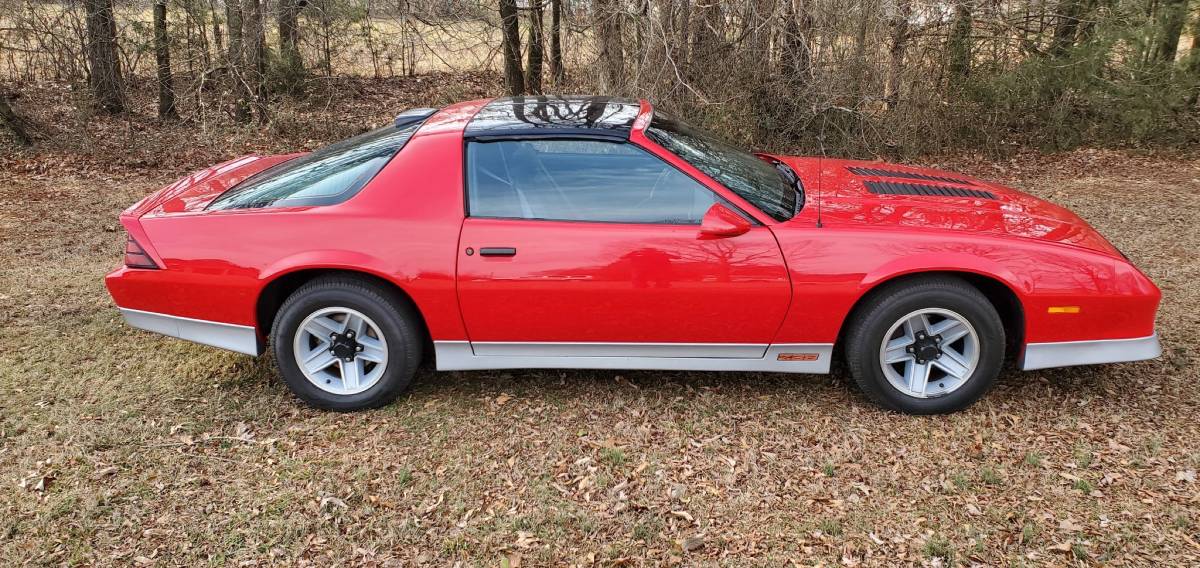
272, 276, 422, 411
844, 276, 1004, 414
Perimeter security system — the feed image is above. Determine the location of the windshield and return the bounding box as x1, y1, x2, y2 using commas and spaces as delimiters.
644, 112, 798, 221
208, 121, 422, 210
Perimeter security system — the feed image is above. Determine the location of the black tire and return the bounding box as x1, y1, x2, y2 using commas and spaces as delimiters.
272, 275, 423, 411
844, 276, 1004, 414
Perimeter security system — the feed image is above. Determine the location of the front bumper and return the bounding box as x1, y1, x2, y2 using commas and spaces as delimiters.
1020, 333, 1161, 371
119, 308, 261, 356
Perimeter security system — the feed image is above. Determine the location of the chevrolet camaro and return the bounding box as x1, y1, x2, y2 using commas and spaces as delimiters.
105, 96, 1162, 414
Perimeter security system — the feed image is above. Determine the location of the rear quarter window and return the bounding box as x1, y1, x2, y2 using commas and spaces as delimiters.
207, 121, 422, 210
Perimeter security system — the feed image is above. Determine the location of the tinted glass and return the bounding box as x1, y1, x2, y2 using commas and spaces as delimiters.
645, 112, 797, 221
467, 139, 720, 224
208, 122, 422, 210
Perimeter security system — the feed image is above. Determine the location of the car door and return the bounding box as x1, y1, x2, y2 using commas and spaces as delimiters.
456, 138, 792, 358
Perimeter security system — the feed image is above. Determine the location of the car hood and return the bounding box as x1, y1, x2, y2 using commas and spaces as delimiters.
771, 155, 1122, 257
127, 153, 302, 217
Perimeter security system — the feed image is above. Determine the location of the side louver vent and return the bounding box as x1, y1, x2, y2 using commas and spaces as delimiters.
848, 167, 975, 186
865, 181, 997, 200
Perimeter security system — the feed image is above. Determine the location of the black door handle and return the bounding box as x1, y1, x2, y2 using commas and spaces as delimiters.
479, 247, 517, 257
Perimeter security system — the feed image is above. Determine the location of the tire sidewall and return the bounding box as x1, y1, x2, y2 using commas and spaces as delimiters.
853, 286, 1004, 414
273, 286, 418, 411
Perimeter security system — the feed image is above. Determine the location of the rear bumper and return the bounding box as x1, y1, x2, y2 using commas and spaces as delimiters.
119, 308, 261, 356
1021, 333, 1161, 371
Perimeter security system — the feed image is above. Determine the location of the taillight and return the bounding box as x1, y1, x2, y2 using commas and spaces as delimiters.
124, 235, 159, 269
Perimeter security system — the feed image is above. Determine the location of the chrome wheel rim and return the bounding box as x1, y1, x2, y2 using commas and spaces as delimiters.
879, 308, 979, 399
293, 307, 388, 395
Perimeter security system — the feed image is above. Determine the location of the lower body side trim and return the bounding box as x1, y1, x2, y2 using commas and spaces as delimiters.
119, 308, 261, 356
1020, 333, 1161, 371
433, 341, 833, 374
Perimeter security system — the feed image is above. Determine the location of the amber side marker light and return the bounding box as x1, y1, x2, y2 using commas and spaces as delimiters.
777, 353, 819, 362
1047, 306, 1081, 314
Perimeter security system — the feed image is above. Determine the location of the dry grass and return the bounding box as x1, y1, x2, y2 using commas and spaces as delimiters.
1, 80, 1199, 565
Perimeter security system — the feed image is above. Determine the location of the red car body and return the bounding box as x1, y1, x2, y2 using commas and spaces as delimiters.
106, 97, 1161, 377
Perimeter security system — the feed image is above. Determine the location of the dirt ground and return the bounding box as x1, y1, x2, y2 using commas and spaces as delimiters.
1, 81, 1199, 566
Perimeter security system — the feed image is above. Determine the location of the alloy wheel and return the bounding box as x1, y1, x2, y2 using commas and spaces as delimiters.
292, 306, 389, 395
878, 308, 980, 398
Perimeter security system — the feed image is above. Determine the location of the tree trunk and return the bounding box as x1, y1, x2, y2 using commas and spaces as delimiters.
1188, 8, 1199, 105
1154, 0, 1188, 63
549, 0, 564, 84
278, 0, 305, 94
0, 93, 31, 146
689, 0, 721, 83
850, 0, 873, 102
780, 0, 812, 84
885, 0, 911, 109
243, 0, 269, 122
525, 0, 545, 94
1191, 9, 1200, 72
744, 0, 772, 57
209, 0, 224, 56
946, 1, 973, 83
1049, 0, 1082, 57
595, 0, 624, 92
226, 0, 250, 122
84, 0, 124, 113
678, 0, 692, 74
153, 0, 178, 119
499, 0, 525, 95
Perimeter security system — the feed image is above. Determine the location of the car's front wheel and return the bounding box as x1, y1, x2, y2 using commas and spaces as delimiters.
272, 275, 422, 411
844, 276, 1005, 414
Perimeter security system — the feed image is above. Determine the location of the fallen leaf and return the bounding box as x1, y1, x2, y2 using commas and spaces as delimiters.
670, 510, 694, 523
1058, 518, 1083, 532
320, 496, 348, 510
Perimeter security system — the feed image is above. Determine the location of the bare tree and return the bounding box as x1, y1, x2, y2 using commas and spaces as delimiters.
209, 0, 225, 56
499, 0, 524, 95
549, 0, 564, 85
885, 0, 912, 109
596, 0, 624, 92
278, 0, 305, 94
153, 0, 178, 119
1154, 0, 1189, 62
1049, 0, 1083, 58
947, 0, 973, 83
243, 0, 269, 122
84, 0, 124, 113
226, 0, 251, 122
779, 0, 812, 84
689, 0, 721, 83
1188, 6, 1200, 105
525, 0, 545, 94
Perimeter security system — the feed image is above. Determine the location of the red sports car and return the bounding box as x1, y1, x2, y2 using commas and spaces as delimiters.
105, 96, 1162, 414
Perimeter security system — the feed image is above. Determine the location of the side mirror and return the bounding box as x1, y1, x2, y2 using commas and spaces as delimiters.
698, 203, 751, 239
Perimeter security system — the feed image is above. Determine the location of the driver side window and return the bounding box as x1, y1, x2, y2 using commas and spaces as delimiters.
467, 139, 720, 224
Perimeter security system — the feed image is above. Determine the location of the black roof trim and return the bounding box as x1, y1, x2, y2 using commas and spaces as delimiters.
464, 95, 640, 140
466, 131, 631, 143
